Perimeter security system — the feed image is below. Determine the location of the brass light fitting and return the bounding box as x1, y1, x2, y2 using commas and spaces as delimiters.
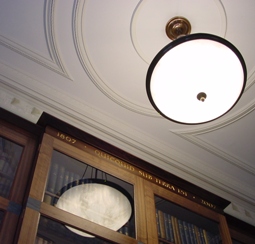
165, 16, 191, 40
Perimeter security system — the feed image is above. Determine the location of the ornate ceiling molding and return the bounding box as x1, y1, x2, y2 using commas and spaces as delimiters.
130, 0, 227, 64
44, 0, 72, 79
72, 0, 158, 117
0, 0, 71, 79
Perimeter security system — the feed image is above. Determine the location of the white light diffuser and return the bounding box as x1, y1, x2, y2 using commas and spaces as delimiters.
146, 33, 246, 124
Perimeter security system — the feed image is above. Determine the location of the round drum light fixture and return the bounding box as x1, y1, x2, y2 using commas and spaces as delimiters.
55, 179, 133, 238
146, 17, 247, 124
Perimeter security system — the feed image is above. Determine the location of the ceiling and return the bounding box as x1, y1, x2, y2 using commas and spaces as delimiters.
0, 0, 254, 226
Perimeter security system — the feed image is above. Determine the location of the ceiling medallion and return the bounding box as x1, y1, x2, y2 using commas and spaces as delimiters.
146, 17, 247, 124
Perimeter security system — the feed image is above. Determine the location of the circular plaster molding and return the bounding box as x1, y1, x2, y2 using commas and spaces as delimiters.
73, 0, 227, 117
131, 0, 227, 63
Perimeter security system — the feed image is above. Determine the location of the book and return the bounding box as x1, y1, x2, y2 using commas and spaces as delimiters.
183, 221, 192, 244
156, 209, 161, 237
188, 223, 196, 244
178, 219, 187, 244
47, 162, 59, 193
158, 210, 166, 239
45, 162, 59, 205
199, 227, 206, 244
55, 165, 65, 195
164, 212, 170, 240
172, 216, 181, 244
167, 213, 174, 243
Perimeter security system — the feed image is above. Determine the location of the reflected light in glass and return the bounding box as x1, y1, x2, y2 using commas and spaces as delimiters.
56, 182, 132, 238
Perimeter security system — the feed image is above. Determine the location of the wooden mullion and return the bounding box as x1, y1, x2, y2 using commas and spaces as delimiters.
10, 136, 37, 203
218, 215, 232, 244
144, 180, 159, 244
17, 208, 40, 244
29, 134, 54, 201
40, 202, 138, 244
134, 177, 148, 243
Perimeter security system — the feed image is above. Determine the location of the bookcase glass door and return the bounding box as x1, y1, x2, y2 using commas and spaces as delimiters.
0, 136, 23, 198
155, 196, 221, 244
0, 210, 4, 226
43, 150, 135, 240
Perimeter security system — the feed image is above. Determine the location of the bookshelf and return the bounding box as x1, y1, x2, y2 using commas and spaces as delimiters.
18, 128, 233, 244
155, 196, 221, 244
143, 180, 232, 244
0, 109, 254, 244
0, 118, 39, 244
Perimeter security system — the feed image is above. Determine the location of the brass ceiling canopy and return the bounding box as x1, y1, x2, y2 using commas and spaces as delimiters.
165, 16, 191, 40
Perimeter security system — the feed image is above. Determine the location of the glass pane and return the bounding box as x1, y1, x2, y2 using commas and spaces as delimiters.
0, 136, 23, 198
0, 210, 5, 227
36, 216, 115, 244
232, 239, 243, 244
155, 196, 221, 244
44, 150, 135, 239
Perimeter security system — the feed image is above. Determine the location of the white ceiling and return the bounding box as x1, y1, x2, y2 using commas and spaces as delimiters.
0, 0, 255, 226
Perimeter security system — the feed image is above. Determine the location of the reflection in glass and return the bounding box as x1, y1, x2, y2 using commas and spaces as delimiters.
232, 239, 243, 244
0, 211, 4, 227
44, 150, 135, 238
36, 216, 114, 244
155, 196, 221, 244
0, 137, 23, 198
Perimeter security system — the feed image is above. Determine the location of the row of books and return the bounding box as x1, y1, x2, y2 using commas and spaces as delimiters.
0, 137, 20, 174
35, 236, 54, 244
118, 225, 129, 235
0, 176, 12, 198
44, 162, 81, 205
0, 138, 21, 198
0, 149, 17, 198
156, 209, 221, 244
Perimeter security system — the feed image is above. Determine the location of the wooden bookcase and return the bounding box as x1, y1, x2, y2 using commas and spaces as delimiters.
0, 118, 39, 244
0, 109, 254, 244
17, 127, 232, 244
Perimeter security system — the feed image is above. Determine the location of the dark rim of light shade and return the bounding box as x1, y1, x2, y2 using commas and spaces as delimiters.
146, 33, 247, 125
55, 178, 134, 220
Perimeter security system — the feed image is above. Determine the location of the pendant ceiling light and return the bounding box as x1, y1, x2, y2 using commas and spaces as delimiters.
55, 178, 133, 238
146, 17, 247, 124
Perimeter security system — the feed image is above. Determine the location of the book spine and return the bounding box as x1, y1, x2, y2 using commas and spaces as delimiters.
167, 214, 175, 243
183, 221, 191, 244
46, 162, 59, 194
156, 209, 161, 237
194, 225, 201, 244
158, 210, 166, 239
203, 229, 209, 244
55, 165, 65, 194
61, 169, 70, 195
187, 223, 196, 244
164, 212, 170, 240
173, 216, 181, 244
178, 219, 187, 244
199, 228, 206, 244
